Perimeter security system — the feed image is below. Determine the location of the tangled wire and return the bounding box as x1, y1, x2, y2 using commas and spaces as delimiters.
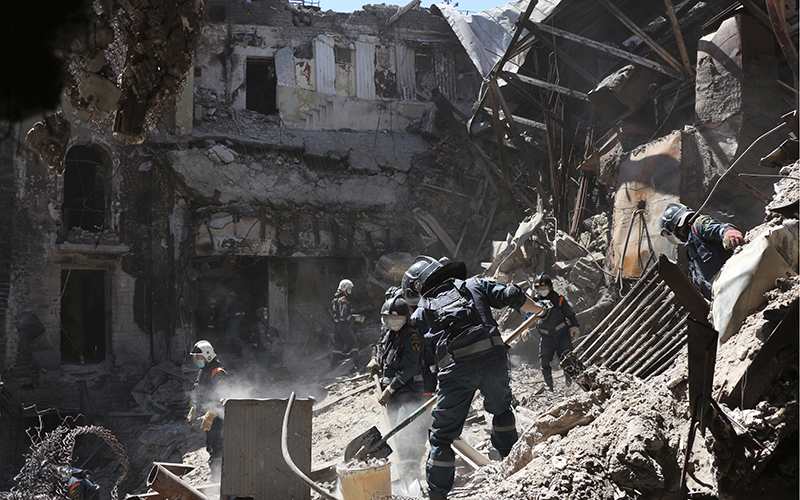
0, 418, 129, 500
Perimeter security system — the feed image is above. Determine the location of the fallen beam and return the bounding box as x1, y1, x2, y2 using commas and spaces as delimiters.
313, 382, 375, 415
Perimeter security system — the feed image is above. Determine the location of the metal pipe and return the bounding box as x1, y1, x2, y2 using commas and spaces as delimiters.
602, 288, 676, 369
616, 300, 682, 371
622, 312, 685, 375
640, 330, 690, 379
282, 392, 340, 500
631, 318, 688, 378
579, 272, 661, 362
146, 464, 208, 500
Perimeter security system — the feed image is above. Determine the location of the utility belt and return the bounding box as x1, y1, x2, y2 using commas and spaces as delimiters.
437, 336, 505, 370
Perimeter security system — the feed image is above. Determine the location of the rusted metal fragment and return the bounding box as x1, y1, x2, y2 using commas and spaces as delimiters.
607, 131, 685, 279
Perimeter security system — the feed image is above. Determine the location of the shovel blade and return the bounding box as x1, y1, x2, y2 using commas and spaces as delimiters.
344, 426, 392, 462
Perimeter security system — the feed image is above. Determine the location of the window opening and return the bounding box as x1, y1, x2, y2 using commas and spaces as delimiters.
61, 270, 106, 364
415, 49, 435, 100
63, 145, 109, 233
246, 59, 278, 115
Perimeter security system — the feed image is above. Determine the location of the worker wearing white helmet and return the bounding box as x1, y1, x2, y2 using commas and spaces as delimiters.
186, 340, 227, 482
330, 279, 365, 370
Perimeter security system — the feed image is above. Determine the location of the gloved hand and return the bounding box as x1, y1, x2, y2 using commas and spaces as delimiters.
537, 302, 551, 320
366, 358, 380, 376
501, 284, 524, 307
521, 328, 533, 341
569, 327, 580, 342
377, 385, 394, 405
198, 411, 217, 431
354, 314, 366, 323
723, 229, 744, 250
186, 406, 196, 427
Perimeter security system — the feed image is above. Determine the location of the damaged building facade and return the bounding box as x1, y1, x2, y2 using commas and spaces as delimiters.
0, 0, 493, 470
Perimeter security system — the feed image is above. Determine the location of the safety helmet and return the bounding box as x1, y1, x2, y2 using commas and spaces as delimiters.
384, 285, 401, 301
402, 256, 467, 302
534, 274, 552, 288
381, 295, 410, 318
190, 340, 216, 362
256, 306, 268, 317
659, 202, 694, 242
338, 279, 354, 293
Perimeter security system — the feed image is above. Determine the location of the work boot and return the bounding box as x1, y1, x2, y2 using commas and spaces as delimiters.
544, 374, 554, 391
429, 491, 447, 500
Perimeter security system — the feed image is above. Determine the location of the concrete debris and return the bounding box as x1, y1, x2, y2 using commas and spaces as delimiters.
24, 111, 71, 174
553, 231, 588, 262
210, 145, 236, 164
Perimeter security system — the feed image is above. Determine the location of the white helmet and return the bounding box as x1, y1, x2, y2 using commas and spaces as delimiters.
338, 279, 354, 293
190, 340, 216, 362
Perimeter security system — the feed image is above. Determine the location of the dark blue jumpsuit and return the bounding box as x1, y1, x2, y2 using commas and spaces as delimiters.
411, 277, 524, 496
535, 291, 577, 389
331, 291, 361, 369
683, 215, 736, 300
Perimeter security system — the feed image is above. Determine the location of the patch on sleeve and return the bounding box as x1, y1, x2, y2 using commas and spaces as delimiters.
411, 338, 421, 352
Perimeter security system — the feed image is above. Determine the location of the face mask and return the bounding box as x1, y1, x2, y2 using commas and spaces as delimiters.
381, 316, 406, 331
537, 287, 550, 298
195, 359, 205, 368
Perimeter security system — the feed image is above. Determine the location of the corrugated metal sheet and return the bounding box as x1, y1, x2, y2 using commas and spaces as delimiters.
314, 35, 335, 94
355, 39, 376, 99
432, 0, 561, 77
576, 262, 688, 379
221, 398, 313, 500
395, 44, 415, 101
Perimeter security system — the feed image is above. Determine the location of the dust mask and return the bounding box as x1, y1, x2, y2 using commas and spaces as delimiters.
381, 316, 406, 331
537, 287, 550, 298
195, 359, 205, 368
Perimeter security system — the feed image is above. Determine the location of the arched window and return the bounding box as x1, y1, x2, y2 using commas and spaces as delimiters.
63, 145, 110, 234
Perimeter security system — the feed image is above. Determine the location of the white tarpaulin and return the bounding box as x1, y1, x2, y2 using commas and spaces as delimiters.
432, 0, 561, 78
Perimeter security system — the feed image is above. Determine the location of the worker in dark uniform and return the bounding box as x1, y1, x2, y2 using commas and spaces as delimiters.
186, 340, 227, 482
251, 306, 283, 368
330, 279, 364, 370
367, 289, 428, 484
659, 202, 744, 300
221, 289, 246, 354
528, 274, 579, 391
402, 256, 547, 500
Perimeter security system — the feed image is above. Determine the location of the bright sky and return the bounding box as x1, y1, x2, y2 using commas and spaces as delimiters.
318, 0, 495, 15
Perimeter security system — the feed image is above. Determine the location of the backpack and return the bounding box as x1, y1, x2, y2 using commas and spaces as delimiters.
423, 280, 492, 365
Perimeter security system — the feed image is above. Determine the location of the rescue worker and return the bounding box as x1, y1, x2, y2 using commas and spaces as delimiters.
366, 289, 428, 484
527, 274, 579, 391
186, 340, 227, 482
330, 279, 365, 370
402, 256, 547, 500
251, 306, 284, 368
659, 202, 744, 300
221, 289, 246, 354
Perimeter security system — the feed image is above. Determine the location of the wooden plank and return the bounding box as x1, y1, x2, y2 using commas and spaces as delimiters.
312, 382, 375, 414
526, 20, 680, 78
596, 0, 685, 75
412, 207, 457, 257
663, 0, 694, 77
453, 437, 491, 468
505, 72, 589, 102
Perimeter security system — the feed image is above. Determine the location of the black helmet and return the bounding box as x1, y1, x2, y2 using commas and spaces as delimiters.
381, 295, 410, 318
256, 306, 268, 316
660, 202, 694, 242
401, 255, 467, 302
534, 274, 552, 288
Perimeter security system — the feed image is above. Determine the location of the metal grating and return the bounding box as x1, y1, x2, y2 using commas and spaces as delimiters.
575, 261, 690, 379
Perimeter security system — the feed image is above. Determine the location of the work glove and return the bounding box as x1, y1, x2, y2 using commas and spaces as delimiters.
366, 358, 380, 376
198, 411, 217, 431
377, 385, 394, 405
569, 327, 580, 342
521, 328, 533, 342
723, 229, 744, 250
537, 301, 551, 320
186, 406, 196, 427
354, 314, 366, 323
501, 284, 525, 307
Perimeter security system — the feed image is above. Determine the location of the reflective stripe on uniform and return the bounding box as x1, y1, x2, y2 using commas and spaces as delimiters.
428, 459, 456, 468
492, 424, 517, 432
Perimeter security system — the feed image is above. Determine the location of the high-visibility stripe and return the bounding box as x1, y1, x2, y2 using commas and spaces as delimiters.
428, 459, 456, 468
492, 424, 517, 432
211, 367, 227, 377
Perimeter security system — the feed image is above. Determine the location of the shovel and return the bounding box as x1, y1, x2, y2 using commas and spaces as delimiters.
344, 394, 437, 462
343, 309, 545, 462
